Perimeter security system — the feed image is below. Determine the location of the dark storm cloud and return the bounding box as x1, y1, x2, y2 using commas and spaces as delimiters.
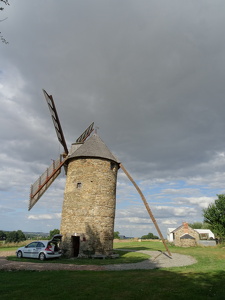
1, 0, 225, 171
3, 2, 225, 172
1, 0, 225, 233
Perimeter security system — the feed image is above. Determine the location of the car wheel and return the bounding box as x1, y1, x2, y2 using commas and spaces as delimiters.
17, 251, 23, 258
39, 252, 46, 261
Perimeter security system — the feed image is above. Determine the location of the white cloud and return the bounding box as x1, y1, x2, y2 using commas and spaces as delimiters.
176, 196, 214, 209
162, 219, 178, 225
28, 213, 61, 221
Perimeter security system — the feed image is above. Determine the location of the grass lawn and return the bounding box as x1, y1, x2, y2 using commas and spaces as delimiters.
0, 247, 18, 251
1, 241, 225, 299
7, 250, 150, 265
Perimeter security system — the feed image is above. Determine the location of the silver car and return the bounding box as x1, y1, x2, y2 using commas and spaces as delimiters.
16, 234, 62, 261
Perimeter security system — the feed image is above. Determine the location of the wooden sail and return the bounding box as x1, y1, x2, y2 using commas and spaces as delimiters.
29, 155, 66, 210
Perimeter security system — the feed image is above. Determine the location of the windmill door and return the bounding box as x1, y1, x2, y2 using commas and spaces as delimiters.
72, 236, 80, 257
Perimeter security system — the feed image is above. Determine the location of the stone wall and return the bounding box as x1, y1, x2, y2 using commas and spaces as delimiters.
60, 157, 119, 257
174, 222, 199, 247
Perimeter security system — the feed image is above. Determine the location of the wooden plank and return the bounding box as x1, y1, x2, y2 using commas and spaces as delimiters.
119, 163, 172, 257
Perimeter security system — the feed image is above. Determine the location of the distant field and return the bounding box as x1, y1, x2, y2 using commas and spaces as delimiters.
1, 241, 225, 299
0, 247, 17, 252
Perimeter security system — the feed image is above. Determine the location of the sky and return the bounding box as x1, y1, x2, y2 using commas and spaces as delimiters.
1, 0, 225, 238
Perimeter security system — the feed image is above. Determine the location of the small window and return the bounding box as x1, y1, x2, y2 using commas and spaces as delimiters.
77, 182, 82, 188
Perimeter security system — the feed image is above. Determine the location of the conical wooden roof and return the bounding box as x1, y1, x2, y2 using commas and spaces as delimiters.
69, 133, 120, 163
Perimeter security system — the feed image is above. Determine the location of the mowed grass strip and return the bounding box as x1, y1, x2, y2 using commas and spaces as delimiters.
1, 269, 225, 300
7, 250, 150, 265
2, 241, 225, 299
115, 240, 225, 272
0, 247, 18, 251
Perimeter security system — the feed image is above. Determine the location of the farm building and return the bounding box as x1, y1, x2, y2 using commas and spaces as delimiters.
167, 222, 215, 247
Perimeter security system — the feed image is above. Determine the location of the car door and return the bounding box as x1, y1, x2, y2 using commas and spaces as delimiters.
35, 242, 45, 258
23, 242, 38, 258
50, 234, 62, 253
30, 242, 43, 258
50, 234, 62, 245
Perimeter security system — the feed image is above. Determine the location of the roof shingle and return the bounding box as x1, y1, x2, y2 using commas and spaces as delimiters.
69, 133, 120, 163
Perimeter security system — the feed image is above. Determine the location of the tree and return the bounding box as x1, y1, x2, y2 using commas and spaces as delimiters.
6, 230, 26, 243
0, 230, 6, 240
49, 229, 60, 239
114, 231, 120, 239
189, 222, 210, 229
141, 232, 159, 239
6, 231, 16, 242
0, 0, 10, 44
203, 194, 225, 240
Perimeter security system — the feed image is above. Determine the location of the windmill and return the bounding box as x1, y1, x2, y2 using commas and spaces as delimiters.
29, 90, 171, 257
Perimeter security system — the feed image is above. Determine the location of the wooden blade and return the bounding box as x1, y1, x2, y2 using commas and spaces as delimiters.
119, 163, 172, 257
76, 122, 94, 143
29, 155, 67, 210
43, 89, 68, 154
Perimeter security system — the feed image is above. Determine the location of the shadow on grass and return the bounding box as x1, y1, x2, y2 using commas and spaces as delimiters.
0, 269, 225, 299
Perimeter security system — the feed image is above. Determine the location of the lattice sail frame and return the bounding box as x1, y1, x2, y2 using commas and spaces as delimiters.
76, 122, 94, 143
29, 156, 66, 210
43, 89, 69, 155
28, 89, 95, 210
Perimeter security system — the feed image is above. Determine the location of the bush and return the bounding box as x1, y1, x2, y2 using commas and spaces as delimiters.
141, 232, 159, 239
6, 230, 26, 243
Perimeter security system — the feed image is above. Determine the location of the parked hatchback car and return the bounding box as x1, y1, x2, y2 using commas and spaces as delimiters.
16, 234, 62, 261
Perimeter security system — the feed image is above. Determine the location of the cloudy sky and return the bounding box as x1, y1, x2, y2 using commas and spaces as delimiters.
1, 0, 225, 238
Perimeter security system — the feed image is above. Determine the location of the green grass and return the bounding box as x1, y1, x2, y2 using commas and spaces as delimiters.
1, 241, 225, 299
0, 247, 18, 251
115, 240, 225, 273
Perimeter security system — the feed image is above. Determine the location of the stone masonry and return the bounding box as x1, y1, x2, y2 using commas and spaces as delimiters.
60, 156, 119, 257
173, 222, 199, 247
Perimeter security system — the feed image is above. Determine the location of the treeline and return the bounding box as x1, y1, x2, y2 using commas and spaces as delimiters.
0, 230, 26, 243
0, 229, 60, 243
114, 231, 159, 240
140, 232, 159, 239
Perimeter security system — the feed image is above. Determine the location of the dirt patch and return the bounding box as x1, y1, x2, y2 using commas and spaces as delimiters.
0, 250, 15, 257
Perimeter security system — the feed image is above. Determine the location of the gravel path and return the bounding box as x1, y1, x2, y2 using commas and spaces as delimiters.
0, 250, 197, 271
105, 250, 197, 271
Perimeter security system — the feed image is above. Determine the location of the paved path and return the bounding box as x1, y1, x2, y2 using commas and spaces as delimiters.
0, 250, 197, 271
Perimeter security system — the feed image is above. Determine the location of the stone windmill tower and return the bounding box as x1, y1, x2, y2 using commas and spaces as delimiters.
60, 133, 120, 257
29, 90, 171, 257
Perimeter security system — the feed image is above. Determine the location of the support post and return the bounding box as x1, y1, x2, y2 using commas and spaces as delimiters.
119, 163, 172, 257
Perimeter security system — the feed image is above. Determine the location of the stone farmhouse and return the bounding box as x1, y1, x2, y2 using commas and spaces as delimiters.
167, 222, 215, 247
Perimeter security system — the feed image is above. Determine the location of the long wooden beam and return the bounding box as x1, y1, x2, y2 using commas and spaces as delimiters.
119, 163, 172, 257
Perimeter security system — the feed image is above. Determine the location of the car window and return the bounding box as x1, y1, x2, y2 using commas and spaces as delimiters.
27, 242, 38, 248
37, 242, 45, 248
